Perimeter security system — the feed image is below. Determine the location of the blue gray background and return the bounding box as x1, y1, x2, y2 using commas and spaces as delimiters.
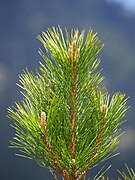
0, 0, 135, 179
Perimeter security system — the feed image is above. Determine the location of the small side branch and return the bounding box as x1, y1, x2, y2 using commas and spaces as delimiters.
78, 104, 107, 179
40, 112, 69, 179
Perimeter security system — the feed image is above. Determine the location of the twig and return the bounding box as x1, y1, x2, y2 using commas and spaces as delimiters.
78, 104, 107, 179
40, 112, 69, 179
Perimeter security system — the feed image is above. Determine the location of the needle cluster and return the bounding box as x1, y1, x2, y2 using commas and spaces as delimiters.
8, 27, 128, 179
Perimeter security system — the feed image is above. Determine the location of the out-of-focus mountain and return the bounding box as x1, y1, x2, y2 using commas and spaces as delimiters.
0, 0, 135, 179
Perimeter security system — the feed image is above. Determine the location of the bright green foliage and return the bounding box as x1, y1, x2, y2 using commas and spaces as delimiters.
8, 27, 128, 179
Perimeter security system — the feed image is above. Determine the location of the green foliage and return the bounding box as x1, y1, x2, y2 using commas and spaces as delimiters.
118, 164, 135, 180
8, 26, 128, 179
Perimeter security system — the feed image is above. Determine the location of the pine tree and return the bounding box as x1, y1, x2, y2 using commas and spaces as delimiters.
8, 26, 128, 179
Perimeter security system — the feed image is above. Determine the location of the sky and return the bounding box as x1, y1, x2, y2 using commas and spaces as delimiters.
0, 0, 135, 179
107, 0, 135, 15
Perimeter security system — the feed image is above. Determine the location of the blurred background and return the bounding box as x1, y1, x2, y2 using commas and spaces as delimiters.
0, 0, 135, 179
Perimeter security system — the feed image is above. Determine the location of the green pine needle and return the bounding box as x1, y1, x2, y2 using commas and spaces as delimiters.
118, 164, 135, 180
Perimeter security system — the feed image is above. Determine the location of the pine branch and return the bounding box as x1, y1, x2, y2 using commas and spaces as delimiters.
8, 26, 129, 180
78, 104, 107, 179
40, 112, 68, 178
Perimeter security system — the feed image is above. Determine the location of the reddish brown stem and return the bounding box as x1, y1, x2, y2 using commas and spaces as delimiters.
68, 42, 79, 178
70, 70, 78, 179
78, 105, 107, 180
41, 133, 68, 179
40, 112, 69, 179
